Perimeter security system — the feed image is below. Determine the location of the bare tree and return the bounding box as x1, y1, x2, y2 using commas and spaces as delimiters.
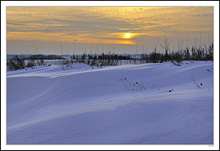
159, 36, 170, 61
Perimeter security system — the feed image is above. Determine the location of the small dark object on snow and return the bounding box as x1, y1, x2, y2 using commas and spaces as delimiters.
124, 78, 126, 80
169, 89, 174, 92
200, 83, 203, 86
136, 82, 138, 84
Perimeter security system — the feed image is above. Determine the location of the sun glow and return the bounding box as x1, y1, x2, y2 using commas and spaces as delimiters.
124, 33, 132, 39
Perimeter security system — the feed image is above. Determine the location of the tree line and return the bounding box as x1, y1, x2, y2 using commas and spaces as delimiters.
7, 43, 213, 70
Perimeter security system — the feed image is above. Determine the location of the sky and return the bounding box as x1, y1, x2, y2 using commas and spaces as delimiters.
7, 7, 213, 55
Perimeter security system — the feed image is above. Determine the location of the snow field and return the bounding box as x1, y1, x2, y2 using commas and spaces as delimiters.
7, 61, 213, 144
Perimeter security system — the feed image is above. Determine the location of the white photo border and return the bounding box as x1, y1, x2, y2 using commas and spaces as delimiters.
1, 1, 219, 150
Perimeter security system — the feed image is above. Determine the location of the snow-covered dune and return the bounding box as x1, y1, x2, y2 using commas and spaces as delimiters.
7, 61, 213, 144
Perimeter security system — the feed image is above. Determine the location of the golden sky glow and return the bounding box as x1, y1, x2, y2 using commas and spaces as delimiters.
124, 33, 132, 39
6, 6, 213, 54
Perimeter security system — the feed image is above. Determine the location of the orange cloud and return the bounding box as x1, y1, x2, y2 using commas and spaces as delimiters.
7, 7, 213, 46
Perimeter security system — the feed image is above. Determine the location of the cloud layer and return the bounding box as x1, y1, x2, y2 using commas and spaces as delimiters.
7, 7, 213, 54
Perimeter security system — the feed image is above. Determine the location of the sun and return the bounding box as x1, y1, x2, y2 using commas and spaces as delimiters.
124, 33, 132, 39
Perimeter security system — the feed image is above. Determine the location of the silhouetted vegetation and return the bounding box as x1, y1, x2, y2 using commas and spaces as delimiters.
7, 56, 26, 70
7, 42, 213, 71
28, 54, 64, 60
26, 58, 35, 68
7, 55, 47, 71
